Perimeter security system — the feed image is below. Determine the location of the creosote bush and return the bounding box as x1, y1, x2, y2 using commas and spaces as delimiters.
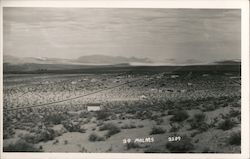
88, 133, 105, 142
150, 126, 166, 135
96, 110, 111, 120
99, 123, 121, 138
126, 142, 141, 150
170, 110, 189, 122
3, 139, 42, 152
228, 131, 241, 145
188, 113, 209, 132
217, 119, 236, 130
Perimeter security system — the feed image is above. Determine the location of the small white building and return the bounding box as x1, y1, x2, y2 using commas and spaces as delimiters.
187, 82, 193, 86
87, 103, 102, 111
71, 81, 77, 85
170, 75, 179, 78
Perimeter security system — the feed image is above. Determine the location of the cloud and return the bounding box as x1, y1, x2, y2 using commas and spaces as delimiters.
3, 8, 240, 63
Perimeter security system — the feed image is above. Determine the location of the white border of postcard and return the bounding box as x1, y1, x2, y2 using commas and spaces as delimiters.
0, 0, 249, 159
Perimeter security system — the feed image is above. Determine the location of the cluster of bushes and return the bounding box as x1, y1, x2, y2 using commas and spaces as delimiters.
21, 128, 57, 144
135, 111, 153, 120
121, 124, 137, 129
3, 127, 15, 139
169, 123, 180, 132
88, 133, 105, 142
201, 103, 218, 111
43, 112, 68, 125
188, 113, 209, 132
170, 110, 189, 122
3, 139, 42, 152
228, 108, 241, 118
217, 119, 236, 131
227, 131, 241, 146
150, 126, 166, 135
99, 123, 121, 138
96, 110, 111, 121
62, 121, 86, 133
125, 142, 141, 150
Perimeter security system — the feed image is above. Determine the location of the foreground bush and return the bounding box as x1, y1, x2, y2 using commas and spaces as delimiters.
166, 136, 194, 152
188, 113, 209, 132
3, 127, 15, 139
62, 121, 86, 133
121, 124, 137, 129
126, 142, 141, 150
3, 140, 42, 152
99, 123, 121, 138
96, 110, 111, 120
228, 131, 241, 145
150, 126, 166, 135
22, 128, 57, 144
170, 110, 189, 122
217, 119, 236, 130
44, 113, 67, 125
88, 133, 105, 142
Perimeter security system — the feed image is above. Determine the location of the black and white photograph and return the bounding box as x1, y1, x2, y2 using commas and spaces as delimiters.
0, 0, 249, 158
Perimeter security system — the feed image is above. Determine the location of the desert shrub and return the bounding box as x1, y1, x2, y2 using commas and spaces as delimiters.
217, 119, 236, 130
228, 109, 241, 118
166, 136, 194, 152
193, 113, 206, 121
44, 113, 67, 125
62, 121, 86, 133
202, 103, 217, 111
38, 128, 57, 142
121, 124, 137, 129
79, 111, 91, 118
53, 139, 59, 145
170, 110, 189, 122
99, 123, 117, 131
88, 133, 105, 142
126, 142, 141, 150
198, 122, 210, 132
64, 140, 68, 145
169, 124, 180, 132
190, 131, 200, 137
22, 128, 57, 144
3, 127, 15, 139
167, 109, 178, 115
79, 146, 87, 152
3, 140, 41, 152
150, 126, 166, 135
135, 111, 153, 120
99, 123, 121, 138
155, 118, 164, 125
96, 110, 111, 120
228, 131, 241, 145
188, 113, 209, 132
138, 124, 144, 128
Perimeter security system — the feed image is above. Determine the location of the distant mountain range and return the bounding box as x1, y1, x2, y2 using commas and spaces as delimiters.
3, 54, 241, 66
3, 54, 241, 73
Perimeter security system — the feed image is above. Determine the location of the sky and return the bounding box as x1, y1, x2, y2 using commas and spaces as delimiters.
3, 8, 241, 63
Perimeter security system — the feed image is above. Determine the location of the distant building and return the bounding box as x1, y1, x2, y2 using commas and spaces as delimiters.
187, 82, 193, 86
71, 81, 77, 85
170, 75, 179, 78
87, 103, 102, 111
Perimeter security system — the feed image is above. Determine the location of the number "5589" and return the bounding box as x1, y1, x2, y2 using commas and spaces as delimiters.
168, 136, 181, 142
